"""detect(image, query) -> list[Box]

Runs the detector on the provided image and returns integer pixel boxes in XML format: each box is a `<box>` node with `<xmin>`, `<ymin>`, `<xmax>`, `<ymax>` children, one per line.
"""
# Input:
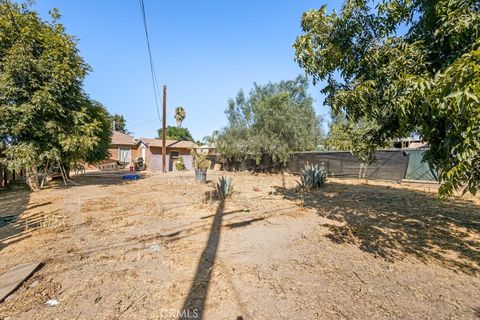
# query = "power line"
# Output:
<box><xmin>126</xmin><ymin>117</ymin><xmax>160</xmax><ymax>129</ymax></box>
<box><xmin>138</xmin><ymin>0</ymin><xmax>162</xmax><ymax>122</ymax></box>
<box><xmin>138</xmin><ymin>0</ymin><xmax>167</xmax><ymax>174</ymax></box>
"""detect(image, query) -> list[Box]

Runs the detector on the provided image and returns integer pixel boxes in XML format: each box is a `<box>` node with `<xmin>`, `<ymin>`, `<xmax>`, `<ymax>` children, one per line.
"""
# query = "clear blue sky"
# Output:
<box><xmin>33</xmin><ymin>0</ymin><xmax>342</xmax><ymax>140</ymax></box>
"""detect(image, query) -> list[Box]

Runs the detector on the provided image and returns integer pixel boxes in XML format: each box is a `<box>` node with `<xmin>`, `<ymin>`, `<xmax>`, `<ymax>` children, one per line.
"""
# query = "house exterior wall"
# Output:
<box><xmin>168</xmin><ymin>148</ymin><xmax>191</xmax><ymax>156</ymax></box>
<box><xmin>105</xmin><ymin>141</ymin><xmax>194</xmax><ymax>172</ymax></box>
<box><xmin>146</xmin><ymin>146</ymin><xmax>193</xmax><ymax>171</ymax></box>
<box><xmin>108</xmin><ymin>146</ymin><xmax>119</xmax><ymax>160</ymax></box>
<box><xmin>175</xmin><ymin>155</ymin><xmax>193</xmax><ymax>171</ymax></box>
<box><xmin>108</xmin><ymin>144</ymin><xmax>142</xmax><ymax>167</ymax></box>
<box><xmin>147</xmin><ymin>146</ymin><xmax>163</xmax><ymax>171</ymax></box>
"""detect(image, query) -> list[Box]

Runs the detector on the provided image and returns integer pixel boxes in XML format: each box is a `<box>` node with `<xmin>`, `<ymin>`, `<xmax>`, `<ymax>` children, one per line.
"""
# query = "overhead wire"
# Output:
<box><xmin>138</xmin><ymin>0</ymin><xmax>162</xmax><ymax>122</ymax></box>
<box><xmin>126</xmin><ymin>117</ymin><xmax>160</xmax><ymax>129</ymax></box>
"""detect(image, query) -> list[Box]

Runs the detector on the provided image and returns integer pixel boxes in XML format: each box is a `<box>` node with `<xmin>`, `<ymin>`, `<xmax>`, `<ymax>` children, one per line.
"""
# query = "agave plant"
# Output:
<box><xmin>216</xmin><ymin>176</ymin><xmax>233</xmax><ymax>199</ymax></box>
<box><xmin>297</xmin><ymin>164</ymin><xmax>327</xmax><ymax>190</ymax></box>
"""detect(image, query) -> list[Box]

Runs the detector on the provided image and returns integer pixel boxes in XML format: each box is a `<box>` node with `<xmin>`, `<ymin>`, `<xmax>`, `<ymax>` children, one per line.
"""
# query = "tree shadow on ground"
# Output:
<box><xmin>180</xmin><ymin>198</ymin><xmax>225</xmax><ymax>320</ymax></box>
<box><xmin>0</xmin><ymin>182</ymin><xmax>31</xmax><ymax>252</ymax></box>
<box><xmin>0</xmin><ymin>172</ymin><xmax>134</xmax><ymax>253</ymax></box>
<box><xmin>280</xmin><ymin>181</ymin><xmax>480</xmax><ymax>274</ymax></box>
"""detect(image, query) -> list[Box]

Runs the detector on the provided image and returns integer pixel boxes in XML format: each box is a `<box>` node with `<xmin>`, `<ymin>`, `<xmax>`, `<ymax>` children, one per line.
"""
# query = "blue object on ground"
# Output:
<box><xmin>122</xmin><ymin>173</ymin><xmax>140</xmax><ymax>181</ymax></box>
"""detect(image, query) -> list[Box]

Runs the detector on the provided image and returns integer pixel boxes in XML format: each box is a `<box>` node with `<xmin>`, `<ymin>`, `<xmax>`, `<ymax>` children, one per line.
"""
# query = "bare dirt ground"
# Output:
<box><xmin>0</xmin><ymin>171</ymin><xmax>479</xmax><ymax>319</ymax></box>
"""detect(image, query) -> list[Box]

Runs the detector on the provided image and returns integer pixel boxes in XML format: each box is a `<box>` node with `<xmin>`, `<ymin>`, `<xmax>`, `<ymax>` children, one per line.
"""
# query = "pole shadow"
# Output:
<box><xmin>180</xmin><ymin>198</ymin><xmax>225</xmax><ymax>319</ymax></box>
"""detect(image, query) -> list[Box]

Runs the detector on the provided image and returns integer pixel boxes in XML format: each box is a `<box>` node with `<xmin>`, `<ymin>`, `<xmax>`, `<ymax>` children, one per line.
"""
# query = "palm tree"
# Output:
<box><xmin>174</xmin><ymin>106</ymin><xmax>186</xmax><ymax>127</ymax></box>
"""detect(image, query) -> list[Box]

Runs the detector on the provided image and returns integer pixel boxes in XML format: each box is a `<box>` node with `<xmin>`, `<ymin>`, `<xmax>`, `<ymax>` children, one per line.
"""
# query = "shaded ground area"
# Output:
<box><xmin>0</xmin><ymin>183</ymin><xmax>32</xmax><ymax>252</ymax></box>
<box><xmin>0</xmin><ymin>171</ymin><xmax>479</xmax><ymax>319</ymax></box>
<box><xmin>282</xmin><ymin>180</ymin><xmax>480</xmax><ymax>274</ymax></box>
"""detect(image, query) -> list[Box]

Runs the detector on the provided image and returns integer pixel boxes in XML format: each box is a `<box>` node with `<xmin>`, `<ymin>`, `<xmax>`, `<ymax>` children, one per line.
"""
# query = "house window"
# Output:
<box><xmin>170</xmin><ymin>151</ymin><xmax>180</xmax><ymax>158</ymax></box>
<box><xmin>119</xmin><ymin>147</ymin><xmax>131</xmax><ymax>164</ymax></box>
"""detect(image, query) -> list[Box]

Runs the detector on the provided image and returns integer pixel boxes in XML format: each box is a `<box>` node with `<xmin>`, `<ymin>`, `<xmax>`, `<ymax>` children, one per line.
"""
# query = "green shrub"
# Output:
<box><xmin>216</xmin><ymin>176</ymin><xmax>233</xmax><ymax>199</ymax></box>
<box><xmin>175</xmin><ymin>156</ymin><xmax>186</xmax><ymax>171</ymax></box>
<box><xmin>297</xmin><ymin>164</ymin><xmax>327</xmax><ymax>190</ymax></box>
<box><xmin>190</xmin><ymin>149</ymin><xmax>209</xmax><ymax>171</ymax></box>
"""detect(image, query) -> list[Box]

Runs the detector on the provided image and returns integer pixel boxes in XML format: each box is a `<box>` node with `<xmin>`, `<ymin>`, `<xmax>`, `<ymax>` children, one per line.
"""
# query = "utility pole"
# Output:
<box><xmin>162</xmin><ymin>85</ymin><xmax>167</xmax><ymax>173</ymax></box>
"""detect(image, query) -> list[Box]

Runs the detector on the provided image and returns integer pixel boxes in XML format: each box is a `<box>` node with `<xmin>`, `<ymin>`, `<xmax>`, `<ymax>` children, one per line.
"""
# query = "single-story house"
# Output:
<box><xmin>108</xmin><ymin>131</ymin><xmax>143</xmax><ymax>167</ymax></box>
<box><xmin>393</xmin><ymin>137</ymin><xmax>428</xmax><ymax>149</ymax></box>
<box><xmin>138</xmin><ymin>138</ymin><xmax>199</xmax><ymax>171</ymax></box>
<box><xmin>106</xmin><ymin>131</ymin><xmax>199</xmax><ymax>171</ymax></box>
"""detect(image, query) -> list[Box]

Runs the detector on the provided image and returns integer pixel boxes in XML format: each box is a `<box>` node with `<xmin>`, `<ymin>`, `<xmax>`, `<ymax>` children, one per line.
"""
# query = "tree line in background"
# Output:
<box><xmin>2</xmin><ymin>0</ymin><xmax>477</xmax><ymax>196</ymax></box>
<box><xmin>0</xmin><ymin>1</ymin><xmax>111</xmax><ymax>189</ymax></box>
<box><xmin>210</xmin><ymin>76</ymin><xmax>323</xmax><ymax>169</ymax></box>
<box><xmin>294</xmin><ymin>0</ymin><xmax>479</xmax><ymax>195</ymax></box>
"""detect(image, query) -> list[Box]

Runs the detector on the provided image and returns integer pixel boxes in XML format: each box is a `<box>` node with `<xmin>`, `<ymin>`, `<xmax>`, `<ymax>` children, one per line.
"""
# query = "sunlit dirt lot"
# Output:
<box><xmin>0</xmin><ymin>171</ymin><xmax>479</xmax><ymax>319</ymax></box>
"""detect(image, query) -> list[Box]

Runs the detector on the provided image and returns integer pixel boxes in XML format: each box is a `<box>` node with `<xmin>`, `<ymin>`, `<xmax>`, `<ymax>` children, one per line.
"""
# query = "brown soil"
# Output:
<box><xmin>0</xmin><ymin>171</ymin><xmax>479</xmax><ymax>319</ymax></box>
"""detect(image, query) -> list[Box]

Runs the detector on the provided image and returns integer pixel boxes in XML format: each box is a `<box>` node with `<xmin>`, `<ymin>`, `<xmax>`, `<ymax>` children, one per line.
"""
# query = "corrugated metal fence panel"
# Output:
<box><xmin>289</xmin><ymin>150</ymin><xmax>409</xmax><ymax>181</ymax></box>
<box><xmin>404</xmin><ymin>150</ymin><xmax>438</xmax><ymax>181</ymax></box>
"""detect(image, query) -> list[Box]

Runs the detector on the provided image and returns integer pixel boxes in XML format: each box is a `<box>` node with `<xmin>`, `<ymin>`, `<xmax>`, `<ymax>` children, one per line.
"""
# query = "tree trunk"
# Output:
<box><xmin>26</xmin><ymin>166</ymin><xmax>39</xmax><ymax>191</ymax></box>
<box><xmin>61</xmin><ymin>162</ymin><xmax>71</xmax><ymax>180</ymax></box>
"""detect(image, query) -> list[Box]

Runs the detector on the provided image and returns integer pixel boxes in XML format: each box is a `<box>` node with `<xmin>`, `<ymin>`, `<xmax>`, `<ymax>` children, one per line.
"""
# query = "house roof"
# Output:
<box><xmin>168</xmin><ymin>140</ymin><xmax>200</xmax><ymax>149</ymax></box>
<box><xmin>140</xmin><ymin>138</ymin><xmax>199</xmax><ymax>149</ymax></box>
<box><xmin>111</xmin><ymin>131</ymin><xmax>138</xmax><ymax>146</ymax></box>
<box><xmin>140</xmin><ymin>138</ymin><xmax>176</xmax><ymax>147</ymax></box>
<box><xmin>408</xmin><ymin>141</ymin><xmax>428</xmax><ymax>149</ymax></box>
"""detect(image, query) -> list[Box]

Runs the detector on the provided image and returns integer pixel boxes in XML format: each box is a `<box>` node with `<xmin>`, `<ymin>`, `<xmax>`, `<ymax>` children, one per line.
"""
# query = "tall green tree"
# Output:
<box><xmin>174</xmin><ymin>106</ymin><xmax>186</xmax><ymax>127</ymax></box>
<box><xmin>324</xmin><ymin>112</ymin><xmax>357</xmax><ymax>151</ymax></box>
<box><xmin>157</xmin><ymin>126</ymin><xmax>194</xmax><ymax>141</ymax></box>
<box><xmin>294</xmin><ymin>0</ymin><xmax>480</xmax><ymax>195</ymax></box>
<box><xmin>0</xmin><ymin>1</ymin><xmax>111</xmax><ymax>189</ymax></box>
<box><xmin>109</xmin><ymin>114</ymin><xmax>131</xmax><ymax>134</ymax></box>
<box><xmin>203</xmin><ymin>130</ymin><xmax>220</xmax><ymax>146</ymax></box>
<box><xmin>216</xmin><ymin>76</ymin><xmax>322</xmax><ymax>166</ymax></box>
<box><xmin>324</xmin><ymin>111</ymin><xmax>391</xmax><ymax>152</ymax></box>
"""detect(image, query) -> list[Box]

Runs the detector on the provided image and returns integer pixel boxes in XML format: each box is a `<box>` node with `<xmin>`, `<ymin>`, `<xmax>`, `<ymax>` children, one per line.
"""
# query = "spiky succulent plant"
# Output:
<box><xmin>216</xmin><ymin>176</ymin><xmax>233</xmax><ymax>198</ymax></box>
<box><xmin>297</xmin><ymin>164</ymin><xmax>327</xmax><ymax>190</ymax></box>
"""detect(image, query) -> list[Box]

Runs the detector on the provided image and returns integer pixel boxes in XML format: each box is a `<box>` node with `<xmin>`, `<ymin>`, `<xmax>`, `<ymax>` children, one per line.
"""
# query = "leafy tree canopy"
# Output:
<box><xmin>294</xmin><ymin>0</ymin><xmax>480</xmax><ymax>195</ymax></box>
<box><xmin>110</xmin><ymin>114</ymin><xmax>131</xmax><ymax>134</ymax></box>
<box><xmin>0</xmin><ymin>1</ymin><xmax>111</xmax><ymax>188</ymax></box>
<box><xmin>215</xmin><ymin>76</ymin><xmax>322</xmax><ymax>166</ymax></box>
<box><xmin>157</xmin><ymin>126</ymin><xmax>194</xmax><ymax>141</ymax></box>
<box><xmin>324</xmin><ymin>111</ymin><xmax>392</xmax><ymax>153</ymax></box>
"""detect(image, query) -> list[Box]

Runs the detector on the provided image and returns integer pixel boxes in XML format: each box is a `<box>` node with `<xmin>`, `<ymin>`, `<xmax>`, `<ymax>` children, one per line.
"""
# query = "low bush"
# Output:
<box><xmin>176</xmin><ymin>156</ymin><xmax>186</xmax><ymax>171</ymax></box>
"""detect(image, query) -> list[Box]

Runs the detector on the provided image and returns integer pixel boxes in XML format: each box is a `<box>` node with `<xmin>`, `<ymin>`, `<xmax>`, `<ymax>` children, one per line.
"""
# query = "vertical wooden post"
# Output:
<box><xmin>1</xmin><ymin>168</ymin><xmax>5</xmax><ymax>187</ymax></box>
<box><xmin>162</xmin><ymin>84</ymin><xmax>167</xmax><ymax>173</ymax></box>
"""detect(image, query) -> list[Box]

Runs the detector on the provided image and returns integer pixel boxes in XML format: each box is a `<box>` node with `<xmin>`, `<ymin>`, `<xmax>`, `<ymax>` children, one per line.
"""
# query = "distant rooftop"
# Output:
<box><xmin>111</xmin><ymin>131</ymin><xmax>137</xmax><ymax>146</ymax></box>
<box><xmin>139</xmin><ymin>137</ymin><xmax>199</xmax><ymax>149</ymax></box>
<box><xmin>111</xmin><ymin>131</ymin><xmax>199</xmax><ymax>149</ymax></box>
